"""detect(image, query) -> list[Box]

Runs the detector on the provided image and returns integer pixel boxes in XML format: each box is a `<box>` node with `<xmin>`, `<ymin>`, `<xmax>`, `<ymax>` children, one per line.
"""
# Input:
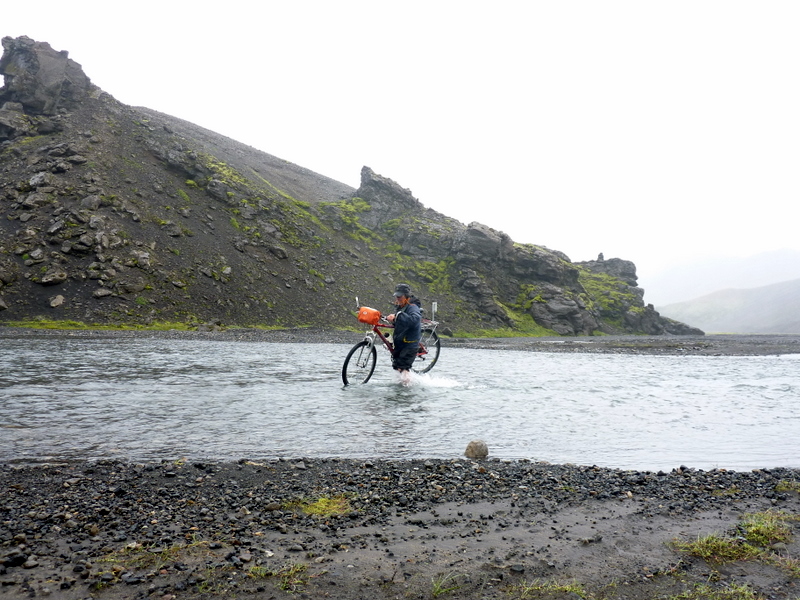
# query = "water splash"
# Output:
<box><xmin>393</xmin><ymin>371</ymin><xmax>462</xmax><ymax>388</ymax></box>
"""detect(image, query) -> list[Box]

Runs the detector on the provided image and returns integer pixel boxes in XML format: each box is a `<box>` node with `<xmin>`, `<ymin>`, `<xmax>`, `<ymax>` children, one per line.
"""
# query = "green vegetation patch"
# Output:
<box><xmin>320</xmin><ymin>197</ymin><xmax>379</xmax><ymax>243</ymax></box>
<box><xmin>431</xmin><ymin>571</ymin><xmax>462</xmax><ymax>597</ymax></box>
<box><xmin>776</xmin><ymin>480</ymin><xmax>800</xmax><ymax>494</ymax></box>
<box><xmin>276</xmin><ymin>563</ymin><xmax>309</xmax><ymax>592</ymax></box>
<box><xmin>505</xmin><ymin>578</ymin><xmax>587</xmax><ymax>599</ymax></box>
<box><xmin>2</xmin><ymin>319</ymin><xmax>195</xmax><ymax>331</ymax></box>
<box><xmin>576</xmin><ymin>266</ymin><xmax>642</xmax><ymax>328</ymax></box>
<box><xmin>457</xmin><ymin>302</ymin><xmax>558</xmax><ymax>338</ymax></box>
<box><xmin>409</xmin><ymin>258</ymin><xmax>454</xmax><ymax>294</ymax></box>
<box><xmin>98</xmin><ymin>539</ymin><xmax>212</xmax><ymax>572</ymax></box>
<box><xmin>283</xmin><ymin>495</ymin><xmax>353</xmax><ymax>518</ymax></box>
<box><xmin>202</xmin><ymin>154</ymin><xmax>248</xmax><ymax>187</ymax></box>
<box><xmin>666</xmin><ymin>583</ymin><xmax>766</xmax><ymax>600</ymax></box>
<box><xmin>674</xmin><ymin>510</ymin><xmax>799</xmax><ymax>571</ymax></box>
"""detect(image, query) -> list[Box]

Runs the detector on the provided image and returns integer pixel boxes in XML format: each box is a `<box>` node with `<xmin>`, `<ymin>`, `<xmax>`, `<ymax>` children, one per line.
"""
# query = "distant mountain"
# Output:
<box><xmin>640</xmin><ymin>249</ymin><xmax>800</xmax><ymax>306</ymax></box>
<box><xmin>657</xmin><ymin>278</ymin><xmax>800</xmax><ymax>334</ymax></box>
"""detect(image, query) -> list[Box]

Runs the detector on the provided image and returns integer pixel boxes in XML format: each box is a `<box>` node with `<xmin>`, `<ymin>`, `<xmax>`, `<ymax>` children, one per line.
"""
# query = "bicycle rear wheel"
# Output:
<box><xmin>342</xmin><ymin>340</ymin><xmax>378</xmax><ymax>385</ymax></box>
<box><xmin>413</xmin><ymin>330</ymin><xmax>440</xmax><ymax>374</ymax></box>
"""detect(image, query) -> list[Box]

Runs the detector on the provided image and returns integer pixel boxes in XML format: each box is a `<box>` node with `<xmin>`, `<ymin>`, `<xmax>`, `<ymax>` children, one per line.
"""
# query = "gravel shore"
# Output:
<box><xmin>2</xmin><ymin>459</ymin><xmax>799</xmax><ymax>599</ymax></box>
<box><xmin>2</xmin><ymin>328</ymin><xmax>799</xmax><ymax>599</ymax></box>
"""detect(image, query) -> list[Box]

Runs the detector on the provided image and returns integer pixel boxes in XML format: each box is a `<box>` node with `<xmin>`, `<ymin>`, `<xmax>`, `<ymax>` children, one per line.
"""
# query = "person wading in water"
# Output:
<box><xmin>385</xmin><ymin>283</ymin><xmax>421</xmax><ymax>385</ymax></box>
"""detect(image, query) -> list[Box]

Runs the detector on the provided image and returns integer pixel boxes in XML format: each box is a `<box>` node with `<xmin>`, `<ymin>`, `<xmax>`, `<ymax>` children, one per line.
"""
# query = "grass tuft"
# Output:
<box><xmin>431</xmin><ymin>571</ymin><xmax>461</xmax><ymax>597</ymax></box>
<box><xmin>775</xmin><ymin>480</ymin><xmax>800</xmax><ymax>494</ymax></box>
<box><xmin>674</xmin><ymin>533</ymin><xmax>761</xmax><ymax>564</ymax></box>
<box><xmin>283</xmin><ymin>495</ymin><xmax>353</xmax><ymax>518</ymax></box>
<box><xmin>505</xmin><ymin>578</ymin><xmax>587</xmax><ymax>599</ymax></box>
<box><xmin>666</xmin><ymin>582</ymin><xmax>765</xmax><ymax>600</ymax></box>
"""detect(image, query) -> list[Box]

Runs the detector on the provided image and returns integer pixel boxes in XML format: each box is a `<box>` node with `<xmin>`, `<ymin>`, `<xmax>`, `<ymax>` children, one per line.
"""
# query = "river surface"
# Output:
<box><xmin>1</xmin><ymin>335</ymin><xmax>798</xmax><ymax>472</ymax></box>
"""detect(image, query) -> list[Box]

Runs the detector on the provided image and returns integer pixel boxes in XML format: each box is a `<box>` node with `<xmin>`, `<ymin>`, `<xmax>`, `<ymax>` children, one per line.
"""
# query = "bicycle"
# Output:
<box><xmin>341</xmin><ymin>299</ymin><xmax>441</xmax><ymax>385</ymax></box>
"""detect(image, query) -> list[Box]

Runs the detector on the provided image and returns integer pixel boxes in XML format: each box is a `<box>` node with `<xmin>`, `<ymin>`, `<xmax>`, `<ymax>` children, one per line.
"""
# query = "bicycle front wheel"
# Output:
<box><xmin>413</xmin><ymin>330</ymin><xmax>440</xmax><ymax>374</ymax></box>
<box><xmin>342</xmin><ymin>340</ymin><xmax>378</xmax><ymax>385</ymax></box>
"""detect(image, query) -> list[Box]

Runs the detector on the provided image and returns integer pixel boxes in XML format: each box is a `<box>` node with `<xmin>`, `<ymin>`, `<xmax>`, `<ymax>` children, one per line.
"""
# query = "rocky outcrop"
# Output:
<box><xmin>350</xmin><ymin>167</ymin><xmax>699</xmax><ymax>335</ymax></box>
<box><xmin>0</xmin><ymin>36</ymin><xmax>701</xmax><ymax>336</ymax></box>
<box><xmin>578</xmin><ymin>255</ymin><xmax>638</xmax><ymax>287</ymax></box>
<box><xmin>0</xmin><ymin>36</ymin><xmax>94</xmax><ymax>144</ymax></box>
<box><xmin>0</xmin><ymin>36</ymin><xmax>93</xmax><ymax>116</ymax></box>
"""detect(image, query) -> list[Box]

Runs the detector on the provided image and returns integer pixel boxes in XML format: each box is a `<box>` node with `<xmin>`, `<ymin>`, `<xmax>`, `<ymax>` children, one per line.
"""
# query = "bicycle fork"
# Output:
<box><xmin>358</xmin><ymin>332</ymin><xmax>377</xmax><ymax>367</ymax></box>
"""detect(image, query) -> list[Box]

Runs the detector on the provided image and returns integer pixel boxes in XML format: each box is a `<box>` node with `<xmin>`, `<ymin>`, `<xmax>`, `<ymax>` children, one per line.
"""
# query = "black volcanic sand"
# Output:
<box><xmin>2</xmin><ymin>330</ymin><xmax>800</xmax><ymax>599</ymax></box>
<box><xmin>2</xmin><ymin>460</ymin><xmax>800</xmax><ymax>600</ymax></box>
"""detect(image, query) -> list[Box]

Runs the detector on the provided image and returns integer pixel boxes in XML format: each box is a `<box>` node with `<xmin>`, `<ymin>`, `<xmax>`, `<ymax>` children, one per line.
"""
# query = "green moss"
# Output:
<box><xmin>2</xmin><ymin>319</ymin><xmax>195</xmax><ymax>331</ymax></box>
<box><xmin>380</xmin><ymin>218</ymin><xmax>402</xmax><ymax>236</ymax></box>
<box><xmin>13</xmin><ymin>135</ymin><xmax>46</xmax><ymax>146</ymax></box>
<box><xmin>654</xmin><ymin>583</ymin><xmax>763</xmax><ymax>600</ymax></box>
<box><xmin>283</xmin><ymin>495</ymin><xmax>353</xmax><ymax>517</ymax></box>
<box><xmin>319</xmin><ymin>197</ymin><xmax>377</xmax><ymax>243</ymax></box>
<box><xmin>201</xmin><ymin>154</ymin><xmax>248</xmax><ymax>187</ymax></box>
<box><xmin>250</xmin><ymin>171</ymin><xmax>298</xmax><ymax>202</ymax></box>
<box><xmin>576</xmin><ymin>266</ymin><xmax>640</xmax><ymax>315</ymax></box>
<box><xmin>409</xmin><ymin>259</ymin><xmax>455</xmax><ymax>294</ymax></box>
<box><xmin>775</xmin><ymin>480</ymin><xmax>800</xmax><ymax>494</ymax></box>
<box><xmin>674</xmin><ymin>510</ymin><xmax>800</xmax><ymax>571</ymax></box>
<box><xmin>506</xmin><ymin>579</ymin><xmax>587</xmax><ymax>599</ymax></box>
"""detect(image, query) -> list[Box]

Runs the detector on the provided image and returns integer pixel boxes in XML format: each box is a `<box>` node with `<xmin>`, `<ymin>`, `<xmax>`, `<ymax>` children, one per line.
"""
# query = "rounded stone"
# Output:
<box><xmin>464</xmin><ymin>440</ymin><xmax>489</xmax><ymax>459</ymax></box>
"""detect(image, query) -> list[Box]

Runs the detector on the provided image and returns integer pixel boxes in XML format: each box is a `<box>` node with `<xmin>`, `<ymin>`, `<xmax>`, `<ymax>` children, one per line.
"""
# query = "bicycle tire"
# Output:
<box><xmin>342</xmin><ymin>340</ymin><xmax>378</xmax><ymax>385</ymax></box>
<box><xmin>413</xmin><ymin>330</ymin><xmax>440</xmax><ymax>374</ymax></box>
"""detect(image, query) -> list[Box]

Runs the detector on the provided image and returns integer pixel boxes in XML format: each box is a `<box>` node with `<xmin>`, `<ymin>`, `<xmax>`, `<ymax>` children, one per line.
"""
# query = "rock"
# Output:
<box><xmin>0</xmin><ymin>103</ymin><xmax>35</xmax><ymax>139</ymax></box>
<box><xmin>352</xmin><ymin>166</ymin><xmax>423</xmax><ymax>230</ymax></box>
<box><xmin>80</xmin><ymin>195</ymin><xmax>102</xmax><ymax>210</ymax></box>
<box><xmin>39</xmin><ymin>268</ymin><xmax>68</xmax><ymax>286</ymax></box>
<box><xmin>117</xmin><ymin>279</ymin><xmax>146</xmax><ymax>294</ymax></box>
<box><xmin>578</xmin><ymin>256</ymin><xmax>639</xmax><ymax>287</ymax></box>
<box><xmin>29</xmin><ymin>171</ymin><xmax>55</xmax><ymax>188</ymax></box>
<box><xmin>464</xmin><ymin>440</ymin><xmax>489</xmax><ymax>459</ymax></box>
<box><xmin>0</xmin><ymin>36</ymin><xmax>93</xmax><ymax>116</ymax></box>
<box><xmin>49</xmin><ymin>294</ymin><xmax>65</xmax><ymax>307</ymax></box>
<box><xmin>206</xmin><ymin>179</ymin><xmax>230</xmax><ymax>201</ymax></box>
<box><xmin>454</xmin><ymin>222</ymin><xmax>514</xmax><ymax>262</ymax></box>
<box><xmin>269</xmin><ymin>246</ymin><xmax>288</xmax><ymax>259</ymax></box>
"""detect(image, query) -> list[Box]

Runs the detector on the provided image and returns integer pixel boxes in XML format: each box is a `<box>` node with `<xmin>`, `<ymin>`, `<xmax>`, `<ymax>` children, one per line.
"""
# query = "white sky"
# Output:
<box><xmin>4</xmin><ymin>1</ymin><xmax>800</xmax><ymax>283</ymax></box>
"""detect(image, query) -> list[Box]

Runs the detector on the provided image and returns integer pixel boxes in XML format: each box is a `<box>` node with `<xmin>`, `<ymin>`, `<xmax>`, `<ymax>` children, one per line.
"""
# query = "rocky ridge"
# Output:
<box><xmin>0</xmin><ymin>36</ymin><xmax>701</xmax><ymax>336</ymax></box>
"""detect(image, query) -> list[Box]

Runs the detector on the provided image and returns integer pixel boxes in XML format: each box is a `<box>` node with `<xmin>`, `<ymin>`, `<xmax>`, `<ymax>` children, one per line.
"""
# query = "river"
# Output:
<box><xmin>1</xmin><ymin>334</ymin><xmax>798</xmax><ymax>471</ymax></box>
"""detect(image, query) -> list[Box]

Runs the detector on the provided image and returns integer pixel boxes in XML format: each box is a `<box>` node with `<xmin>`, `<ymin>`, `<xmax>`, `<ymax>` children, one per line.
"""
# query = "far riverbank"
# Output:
<box><xmin>2</xmin><ymin>326</ymin><xmax>799</xmax><ymax>356</ymax></box>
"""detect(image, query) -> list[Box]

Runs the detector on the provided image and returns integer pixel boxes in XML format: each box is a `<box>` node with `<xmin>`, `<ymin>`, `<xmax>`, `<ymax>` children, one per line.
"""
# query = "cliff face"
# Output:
<box><xmin>0</xmin><ymin>36</ymin><xmax>701</xmax><ymax>336</ymax></box>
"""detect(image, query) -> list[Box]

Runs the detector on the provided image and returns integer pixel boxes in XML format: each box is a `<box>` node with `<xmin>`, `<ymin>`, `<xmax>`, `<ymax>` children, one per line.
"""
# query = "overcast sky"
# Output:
<box><xmin>5</xmin><ymin>1</ymin><xmax>800</xmax><ymax>287</ymax></box>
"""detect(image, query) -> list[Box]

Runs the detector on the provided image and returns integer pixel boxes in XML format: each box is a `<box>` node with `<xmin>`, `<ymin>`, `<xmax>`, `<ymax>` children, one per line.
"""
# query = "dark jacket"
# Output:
<box><xmin>393</xmin><ymin>302</ymin><xmax>421</xmax><ymax>344</ymax></box>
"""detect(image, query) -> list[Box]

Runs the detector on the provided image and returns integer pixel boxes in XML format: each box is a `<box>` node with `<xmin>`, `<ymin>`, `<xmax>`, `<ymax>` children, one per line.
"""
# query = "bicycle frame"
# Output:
<box><xmin>361</xmin><ymin>318</ymin><xmax>437</xmax><ymax>358</ymax></box>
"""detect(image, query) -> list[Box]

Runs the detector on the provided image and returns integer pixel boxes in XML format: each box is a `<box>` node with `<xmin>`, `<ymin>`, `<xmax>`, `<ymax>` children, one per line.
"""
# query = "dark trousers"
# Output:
<box><xmin>392</xmin><ymin>342</ymin><xmax>419</xmax><ymax>370</ymax></box>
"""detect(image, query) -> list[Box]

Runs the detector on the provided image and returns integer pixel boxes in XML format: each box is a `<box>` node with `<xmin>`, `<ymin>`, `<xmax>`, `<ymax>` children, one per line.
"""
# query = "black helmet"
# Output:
<box><xmin>393</xmin><ymin>283</ymin><xmax>412</xmax><ymax>297</ymax></box>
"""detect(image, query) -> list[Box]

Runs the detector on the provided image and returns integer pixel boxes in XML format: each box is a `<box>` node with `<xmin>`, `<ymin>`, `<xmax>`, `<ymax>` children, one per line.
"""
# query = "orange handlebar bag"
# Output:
<box><xmin>357</xmin><ymin>306</ymin><xmax>381</xmax><ymax>325</ymax></box>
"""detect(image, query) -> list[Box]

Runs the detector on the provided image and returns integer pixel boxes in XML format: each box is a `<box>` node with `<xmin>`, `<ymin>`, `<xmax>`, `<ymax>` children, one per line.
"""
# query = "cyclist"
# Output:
<box><xmin>385</xmin><ymin>283</ymin><xmax>421</xmax><ymax>381</ymax></box>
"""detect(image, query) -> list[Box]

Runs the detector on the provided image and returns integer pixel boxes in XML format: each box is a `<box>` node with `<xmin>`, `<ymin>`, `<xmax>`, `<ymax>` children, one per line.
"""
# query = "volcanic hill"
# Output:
<box><xmin>0</xmin><ymin>36</ymin><xmax>701</xmax><ymax>336</ymax></box>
